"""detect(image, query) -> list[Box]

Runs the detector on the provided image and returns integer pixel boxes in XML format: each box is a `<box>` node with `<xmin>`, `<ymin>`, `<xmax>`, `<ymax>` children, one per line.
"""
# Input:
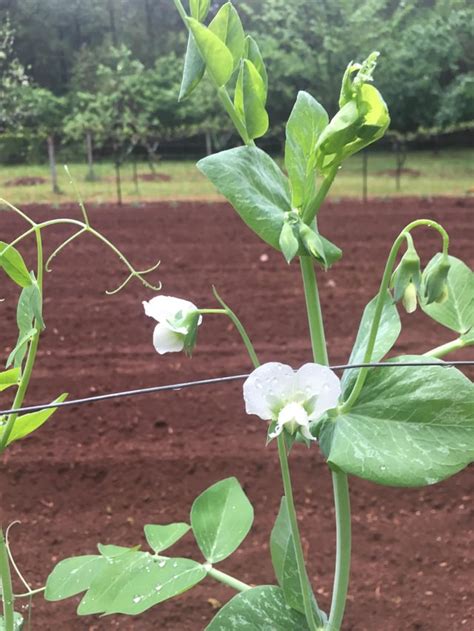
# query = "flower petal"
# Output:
<box><xmin>243</xmin><ymin>362</ymin><xmax>295</xmax><ymax>420</ymax></box>
<box><xmin>143</xmin><ymin>295</ymin><xmax>198</xmax><ymax>324</ymax></box>
<box><xmin>295</xmin><ymin>363</ymin><xmax>341</xmax><ymax>419</ymax></box>
<box><xmin>152</xmin><ymin>323</ymin><xmax>185</xmax><ymax>354</ymax></box>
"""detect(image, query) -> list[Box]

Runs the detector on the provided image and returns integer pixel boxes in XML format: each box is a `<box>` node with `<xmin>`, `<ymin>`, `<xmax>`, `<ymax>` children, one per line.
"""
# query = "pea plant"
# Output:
<box><xmin>2</xmin><ymin>1</ymin><xmax>474</xmax><ymax>630</ymax></box>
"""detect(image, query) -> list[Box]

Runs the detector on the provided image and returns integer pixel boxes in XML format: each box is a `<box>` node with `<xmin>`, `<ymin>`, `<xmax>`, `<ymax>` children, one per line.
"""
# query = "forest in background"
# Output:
<box><xmin>0</xmin><ymin>0</ymin><xmax>473</xmax><ymax>171</ymax></box>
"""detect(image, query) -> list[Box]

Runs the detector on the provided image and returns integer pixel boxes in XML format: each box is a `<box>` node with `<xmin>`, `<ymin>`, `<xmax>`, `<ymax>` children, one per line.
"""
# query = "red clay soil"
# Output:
<box><xmin>1</xmin><ymin>197</ymin><xmax>473</xmax><ymax>631</ymax></box>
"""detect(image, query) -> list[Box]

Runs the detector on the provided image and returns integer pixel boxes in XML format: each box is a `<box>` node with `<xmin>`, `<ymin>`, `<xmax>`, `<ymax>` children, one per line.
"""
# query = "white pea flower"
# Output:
<box><xmin>243</xmin><ymin>362</ymin><xmax>341</xmax><ymax>440</ymax></box>
<box><xmin>143</xmin><ymin>295</ymin><xmax>202</xmax><ymax>355</ymax></box>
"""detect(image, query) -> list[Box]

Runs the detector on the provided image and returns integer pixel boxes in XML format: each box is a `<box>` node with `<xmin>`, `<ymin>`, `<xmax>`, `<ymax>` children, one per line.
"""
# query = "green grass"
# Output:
<box><xmin>0</xmin><ymin>149</ymin><xmax>472</xmax><ymax>206</ymax></box>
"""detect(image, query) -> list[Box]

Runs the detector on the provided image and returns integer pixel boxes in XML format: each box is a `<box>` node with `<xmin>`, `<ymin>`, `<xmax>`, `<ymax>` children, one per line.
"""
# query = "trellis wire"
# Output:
<box><xmin>0</xmin><ymin>360</ymin><xmax>472</xmax><ymax>417</ymax></box>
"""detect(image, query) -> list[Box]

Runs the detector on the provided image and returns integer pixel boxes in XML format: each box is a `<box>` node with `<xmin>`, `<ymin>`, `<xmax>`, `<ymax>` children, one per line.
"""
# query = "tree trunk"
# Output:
<box><xmin>107</xmin><ymin>0</ymin><xmax>118</xmax><ymax>46</ymax></box>
<box><xmin>362</xmin><ymin>151</ymin><xmax>368</xmax><ymax>203</ymax></box>
<box><xmin>114</xmin><ymin>160</ymin><xmax>122</xmax><ymax>206</ymax></box>
<box><xmin>132</xmin><ymin>154</ymin><xmax>139</xmax><ymax>194</ymax></box>
<box><xmin>47</xmin><ymin>135</ymin><xmax>60</xmax><ymax>194</ymax></box>
<box><xmin>205</xmin><ymin>129</ymin><xmax>213</xmax><ymax>156</ymax></box>
<box><xmin>85</xmin><ymin>132</ymin><xmax>95</xmax><ymax>181</ymax></box>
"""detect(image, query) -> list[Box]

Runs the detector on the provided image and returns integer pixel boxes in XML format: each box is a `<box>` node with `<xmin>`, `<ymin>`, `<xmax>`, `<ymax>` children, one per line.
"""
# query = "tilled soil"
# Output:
<box><xmin>1</xmin><ymin>197</ymin><xmax>473</xmax><ymax>630</ymax></box>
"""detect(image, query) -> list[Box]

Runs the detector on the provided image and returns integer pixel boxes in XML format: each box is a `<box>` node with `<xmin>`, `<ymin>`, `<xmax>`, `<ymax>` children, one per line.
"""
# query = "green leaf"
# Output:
<box><xmin>205</xmin><ymin>585</ymin><xmax>310</xmax><ymax>630</ymax></box>
<box><xmin>319</xmin><ymin>235</ymin><xmax>343</xmax><ymax>269</ymax></box>
<box><xmin>341</xmin><ymin>291</ymin><xmax>401</xmax><ymax>397</ymax></box>
<box><xmin>187</xmin><ymin>18</ymin><xmax>234</xmax><ymax>87</ymax></box>
<box><xmin>234</xmin><ymin>59</ymin><xmax>269</xmax><ymax>140</ymax></box>
<box><xmin>144</xmin><ymin>523</ymin><xmax>191</xmax><ymax>553</ymax></box>
<box><xmin>0</xmin><ymin>612</ymin><xmax>23</xmax><ymax>630</ymax></box>
<box><xmin>189</xmin><ymin>0</ymin><xmax>210</xmax><ymax>21</ymax></box>
<box><xmin>77</xmin><ymin>550</ymin><xmax>205</xmax><ymax>615</ymax></box>
<box><xmin>6</xmin><ymin>327</ymin><xmax>36</xmax><ymax>369</ymax></box>
<box><xmin>1</xmin><ymin>393</ymin><xmax>67</xmax><ymax>446</ymax></box>
<box><xmin>190</xmin><ymin>477</ymin><xmax>254</xmax><ymax>563</ymax></box>
<box><xmin>421</xmin><ymin>254</ymin><xmax>474</xmax><ymax>335</ymax></box>
<box><xmin>0</xmin><ymin>241</ymin><xmax>31</xmax><ymax>288</ymax></box>
<box><xmin>0</xmin><ymin>368</ymin><xmax>20</xmax><ymax>392</ymax></box>
<box><xmin>285</xmin><ymin>91</ymin><xmax>329</xmax><ymax>208</ymax></box>
<box><xmin>179</xmin><ymin>32</ymin><xmax>205</xmax><ymax>101</ymax></box>
<box><xmin>45</xmin><ymin>555</ymin><xmax>107</xmax><ymax>601</ymax></box>
<box><xmin>208</xmin><ymin>2</ymin><xmax>245</xmax><ymax>69</ymax></box>
<box><xmin>320</xmin><ymin>356</ymin><xmax>474</xmax><ymax>487</ymax></box>
<box><xmin>244</xmin><ymin>35</ymin><xmax>267</xmax><ymax>92</ymax></box>
<box><xmin>271</xmin><ymin>497</ymin><xmax>312</xmax><ymax>614</ymax></box>
<box><xmin>197</xmin><ymin>146</ymin><xmax>291</xmax><ymax>250</ymax></box>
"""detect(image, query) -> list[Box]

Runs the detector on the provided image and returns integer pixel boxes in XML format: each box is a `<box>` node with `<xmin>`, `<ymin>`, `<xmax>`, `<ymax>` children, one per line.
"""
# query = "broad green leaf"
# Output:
<box><xmin>0</xmin><ymin>368</ymin><xmax>20</xmax><ymax>392</ymax></box>
<box><xmin>77</xmin><ymin>551</ymin><xmax>205</xmax><ymax>615</ymax></box>
<box><xmin>285</xmin><ymin>91</ymin><xmax>329</xmax><ymax>208</ymax></box>
<box><xmin>198</xmin><ymin>146</ymin><xmax>291</xmax><ymax>250</ymax></box>
<box><xmin>2</xmin><ymin>393</ymin><xmax>67</xmax><ymax>446</ymax></box>
<box><xmin>205</xmin><ymin>585</ymin><xmax>310</xmax><ymax>630</ymax></box>
<box><xmin>320</xmin><ymin>356</ymin><xmax>474</xmax><ymax>487</ymax></box>
<box><xmin>0</xmin><ymin>241</ymin><xmax>31</xmax><ymax>288</ymax></box>
<box><xmin>271</xmin><ymin>497</ymin><xmax>313</xmax><ymax>614</ymax></box>
<box><xmin>187</xmin><ymin>18</ymin><xmax>234</xmax><ymax>87</ymax></box>
<box><xmin>244</xmin><ymin>35</ymin><xmax>267</xmax><ymax>92</ymax></box>
<box><xmin>208</xmin><ymin>2</ymin><xmax>245</xmax><ymax>69</ymax></box>
<box><xmin>6</xmin><ymin>327</ymin><xmax>36</xmax><ymax>369</ymax></box>
<box><xmin>45</xmin><ymin>555</ymin><xmax>107</xmax><ymax>601</ymax></box>
<box><xmin>190</xmin><ymin>477</ymin><xmax>254</xmax><ymax>563</ymax></box>
<box><xmin>179</xmin><ymin>32</ymin><xmax>205</xmax><ymax>101</ymax></box>
<box><xmin>0</xmin><ymin>612</ymin><xmax>23</xmax><ymax>630</ymax></box>
<box><xmin>421</xmin><ymin>254</ymin><xmax>474</xmax><ymax>335</ymax></box>
<box><xmin>144</xmin><ymin>523</ymin><xmax>191</xmax><ymax>553</ymax></box>
<box><xmin>341</xmin><ymin>291</ymin><xmax>401</xmax><ymax>397</ymax></box>
<box><xmin>234</xmin><ymin>59</ymin><xmax>269</xmax><ymax>140</ymax></box>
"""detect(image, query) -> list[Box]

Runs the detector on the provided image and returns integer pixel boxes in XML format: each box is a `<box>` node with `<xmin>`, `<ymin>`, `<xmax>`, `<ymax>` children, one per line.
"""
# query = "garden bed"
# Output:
<box><xmin>1</xmin><ymin>197</ymin><xmax>472</xmax><ymax>630</ymax></box>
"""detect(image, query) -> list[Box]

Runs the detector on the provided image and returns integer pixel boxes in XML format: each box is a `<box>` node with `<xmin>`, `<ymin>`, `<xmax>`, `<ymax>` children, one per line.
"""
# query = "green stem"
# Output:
<box><xmin>302</xmin><ymin>168</ymin><xmax>338</xmax><ymax>224</ymax></box>
<box><xmin>327</xmin><ymin>471</ymin><xmax>351</xmax><ymax>631</ymax></box>
<box><xmin>0</xmin><ymin>529</ymin><xmax>14</xmax><ymax>631</ymax></box>
<box><xmin>299</xmin><ymin>257</ymin><xmax>329</xmax><ymax>365</ymax></box>
<box><xmin>0</xmin><ymin>229</ymin><xmax>43</xmax><ymax>453</ymax></box>
<box><xmin>277</xmin><ymin>436</ymin><xmax>323</xmax><ymax>630</ymax></box>
<box><xmin>341</xmin><ymin>218</ymin><xmax>450</xmax><ymax>414</ymax></box>
<box><xmin>205</xmin><ymin>566</ymin><xmax>251</xmax><ymax>592</ymax></box>
<box><xmin>424</xmin><ymin>337</ymin><xmax>467</xmax><ymax>358</ymax></box>
<box><xmin>197</xmin><ymin>308</ymin><xmax>227</xmax><ymax>315</ymax></box>
<box><xmin>14</xmin><ymin>587</ymin><xmax>45</xmax><ymax>599</ymax></box>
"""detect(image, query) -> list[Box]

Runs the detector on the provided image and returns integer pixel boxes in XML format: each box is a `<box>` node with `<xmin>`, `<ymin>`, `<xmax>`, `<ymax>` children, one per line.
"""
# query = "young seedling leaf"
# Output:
<box><xmin>45</xmin><ymin>555</ymin><xmax>107</xmax><ymax>601</ymax></box>
<box><xmin>320</xmin><ymin>356</ymin><xmax>474</xmax><ymax>487</ymax></box>
<box><xmin>244</xmin><ymin>35</ymin><xmax>267</xmax><ymax>92</ymax></box>
<box><xmin>187</xmin><ymin>18</ymin><xmax>234</xmax><ymax>87</ymax></box>
<box><xmin>341</xmin><ymin>290</ymin><xmax>401</xmax><ymax>397</ymax></box>
<box><xmin>197</xmin><ymin>146</ymin><xmax>291</xmax><ymax>251</ymax></box>
<box><xmin>285</xmin><ymin>91</ymin><xmax>329</xmax><ymax>208</ymax></box>
<box><xmin>179</xmin><ymin>32</ymin><xmax>205</xmax><ymax>101</ymax></box>
<box><xmin>0</xmin><ymin>367</ymin><xmax>20</xmax><ymax>392</ymax></box>
<box><xmin>0</xmin><ymin>241</ymin><xmax>32</xmax><ymax>288</ymax></box>
<box><xmin>205</xmin><ymin>585</ymin><xmax>311</xmax><ymax>630</ymax></box>
<box><xmin>190</xmin><ymin>477</ymin><xmax>254</xmax><ymax>563</ymax></box>
<box><xmin>421</xmin><ymin>254</ymin><xmax>474</xmax><ymax>335</ymax></box>
<box><xmin>2</xmin><ymin>393</ymin><xmax>67</xmax><ymax>446</ymax></box>
<box><xmin>189</xmin><ymin>0</ymin><xmax>210</xmax><ymax>21</ymax></box>
<box><xmin>144</xmin><ymin>523</ymin><xmax>191</xmax><ymax>553</ymax></box>
<box><xmin>6</xmin><ymin>327</ymin><xmax>36</xmax><ymax>369</ymax></box>
<box><xmin>208</xmin><ymin>2</ymin><xmax>245</xmax><ymax>69</ymax></box>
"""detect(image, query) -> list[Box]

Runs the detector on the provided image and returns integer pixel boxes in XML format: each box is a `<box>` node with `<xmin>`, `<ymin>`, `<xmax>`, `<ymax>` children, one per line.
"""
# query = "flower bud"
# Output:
<box><xmin>391</xmin><ymin>245</ymin><xmax>421</xmax><ymax>303</ymax></box>
<box><xmin>299</xmin><ymin>223</ymin><xmax>326</xmax><ymax>265</ymax></box>
<box><xmin>402</xmin><ymin>281</ymin><xmax>418</xmax><ymax>314</ymax></box>
<box><xmin>279</xmin><ymin>221</ymin><xmax>299</xmax><ymax>264</ymax></box>
<box><xmin>423</xmin><ymin>256</ymin><xmax>450</xmax><ymax>305</ymax></box>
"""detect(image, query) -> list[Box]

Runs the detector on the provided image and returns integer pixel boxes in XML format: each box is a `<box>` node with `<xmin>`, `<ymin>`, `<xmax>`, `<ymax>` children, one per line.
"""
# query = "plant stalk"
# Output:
<box><xmin>424</xmin><ymin>337</ymin><xmax>466</xmax><ymax>358</ymax></box>
<box><xmin>205</xmin><ymin>566</ymin><xmax>251</xmax><ymax>592</ymax></box>
<box><xmin>0</xmin><ymin>529</ymin><xmax>14</xmax><ymax>631</ymax></box>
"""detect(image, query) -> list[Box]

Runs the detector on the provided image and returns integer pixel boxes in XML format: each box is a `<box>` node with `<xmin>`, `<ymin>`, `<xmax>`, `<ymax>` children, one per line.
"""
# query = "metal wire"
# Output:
<box><xmin>0</xmin><ymin>360</ymin><xmax>472</xmax><ymax>417</ymax></box>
